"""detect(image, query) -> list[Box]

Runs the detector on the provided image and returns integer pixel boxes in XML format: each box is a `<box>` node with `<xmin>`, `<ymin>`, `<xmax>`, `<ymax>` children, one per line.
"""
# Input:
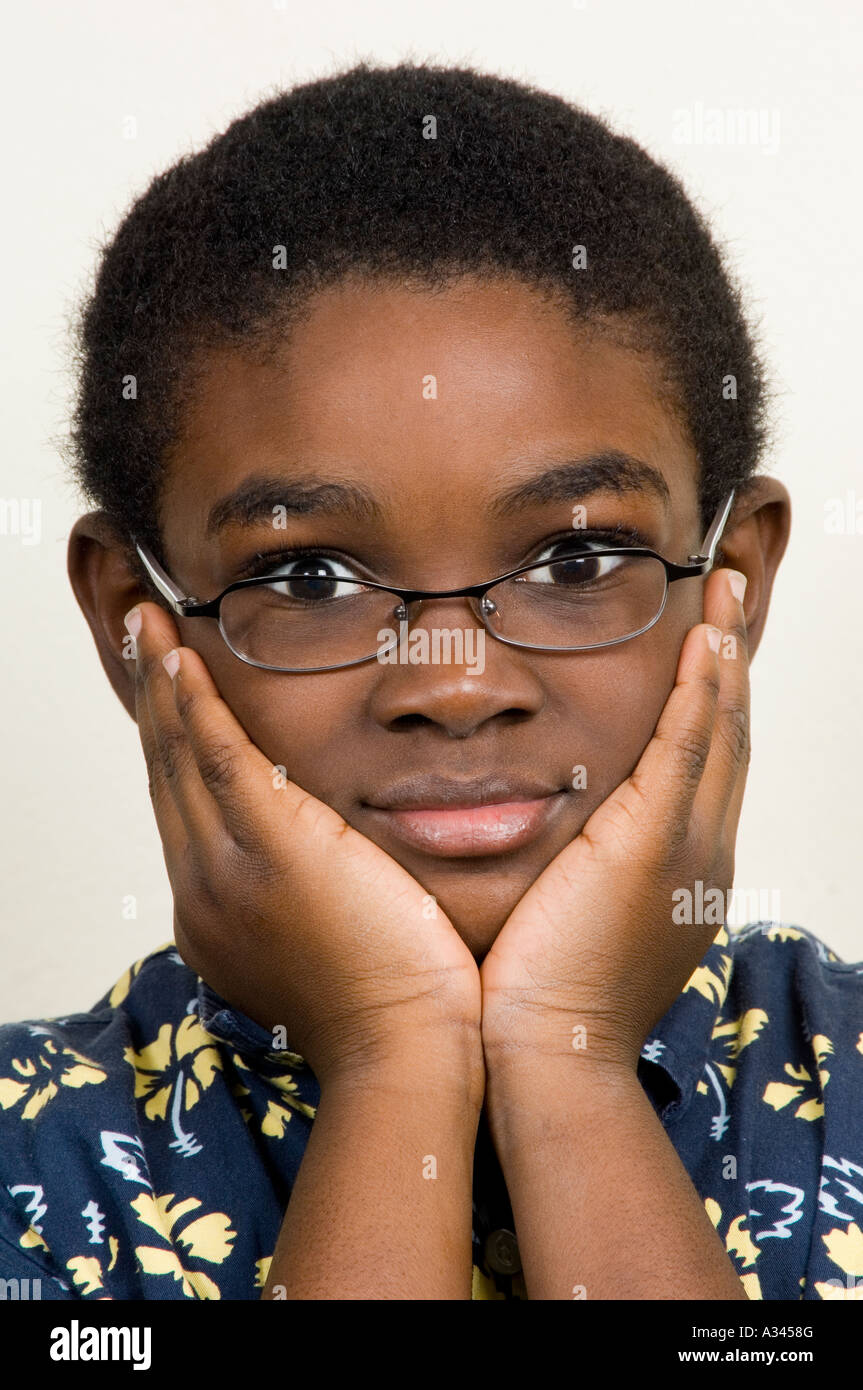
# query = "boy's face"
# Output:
<box><xmin>81</xmin><ymin>275</ymin><xmax>780</xmax><ymax>961</ymax></box>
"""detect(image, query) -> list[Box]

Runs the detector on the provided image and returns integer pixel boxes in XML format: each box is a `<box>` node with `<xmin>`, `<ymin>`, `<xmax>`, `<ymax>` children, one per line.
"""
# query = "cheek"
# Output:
<box><xmin>555</xmin><ymin>606</ymin><xmax>688</xmax><ymax>796</ymax></box>
<box><xmin>228</xmin><ymin>672</ymin><xmax>348</xmax><ymax>785</ymax></box>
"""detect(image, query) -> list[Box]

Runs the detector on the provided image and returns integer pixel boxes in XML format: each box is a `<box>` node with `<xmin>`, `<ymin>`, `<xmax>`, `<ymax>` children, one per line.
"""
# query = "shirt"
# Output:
<box><xmin>1</xmin><ymin>920</ymin><xmax>862</xmax><ymax>1301</ymax></box>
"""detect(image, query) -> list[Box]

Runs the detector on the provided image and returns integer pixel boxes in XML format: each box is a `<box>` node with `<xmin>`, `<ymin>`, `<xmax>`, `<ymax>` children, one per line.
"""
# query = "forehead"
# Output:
<box><xmin>160</xmin><ymin>275</ymin><xmax>698</xmax><ymax>560</ymax></box>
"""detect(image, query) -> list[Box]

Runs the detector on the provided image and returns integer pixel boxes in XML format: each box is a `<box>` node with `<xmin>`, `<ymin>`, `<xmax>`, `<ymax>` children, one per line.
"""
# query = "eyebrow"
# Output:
<box><xmin>489</xmin><ymin>451</ymin><xmax>671</xmax><ymax>517</ymax></box>
<box><xmin>204</xmin><ymin>450</ymin><xmax>670</xmax><ymax>537</ymax></box>
<box><xmin>205</xmin><ymin>475</ymin><xmax>381</xmax><ymax>536</ymax></box>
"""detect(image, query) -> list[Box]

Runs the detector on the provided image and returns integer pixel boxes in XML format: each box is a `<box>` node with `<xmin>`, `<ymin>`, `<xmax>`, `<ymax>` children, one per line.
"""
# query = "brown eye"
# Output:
<box><xmin>261</xmin><ymin>556</ymin><xmax>366</xmax><ymax>604</ymax></box>
<box><xmin>520</xmin><ymin>545</ymin><xmax>627</xmax><ymax>588</ymax></box>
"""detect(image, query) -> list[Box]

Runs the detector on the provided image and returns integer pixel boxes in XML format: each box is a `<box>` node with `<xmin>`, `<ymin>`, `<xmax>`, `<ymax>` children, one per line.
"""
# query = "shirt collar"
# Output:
<box><xmin>195</xmin><ymin>977</ymin><xmax>307</xmax><ymax>1066</ymax></box>
<box><xmin>194</xmin><ymin>924</ymin><xmax>734</xmax><ymax>1110</ymax></box>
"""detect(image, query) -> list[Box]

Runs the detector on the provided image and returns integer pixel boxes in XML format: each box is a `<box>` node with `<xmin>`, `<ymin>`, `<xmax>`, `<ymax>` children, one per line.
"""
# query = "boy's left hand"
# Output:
<box><xmin>480</xmin><ymin>567</ymin><xmax>749</xmax><ymax>1073</ymax></box>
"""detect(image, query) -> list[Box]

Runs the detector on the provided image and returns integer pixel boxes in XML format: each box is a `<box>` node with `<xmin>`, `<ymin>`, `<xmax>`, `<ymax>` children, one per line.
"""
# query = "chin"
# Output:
<box><xmin>457</xmin><ymin>920</ymin><xmax>500</xmax><ymax>965</ymax></box>
<box><xmin>422</xmin><ymin>872</ymin><xmax>532</xmax><ymax>961</ymax></box>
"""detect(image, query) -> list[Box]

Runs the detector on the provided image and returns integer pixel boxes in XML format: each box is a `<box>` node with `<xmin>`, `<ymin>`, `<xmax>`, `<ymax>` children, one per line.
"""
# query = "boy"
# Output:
<box><xmin>2</xmin><ymin>60</ymin><xmax>860</xmax><ymax>1301</ymax></box>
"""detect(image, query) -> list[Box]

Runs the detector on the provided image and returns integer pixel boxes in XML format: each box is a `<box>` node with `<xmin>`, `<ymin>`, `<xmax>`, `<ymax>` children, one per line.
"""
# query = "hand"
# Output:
<box><xmin>479</xmin><ymin>567</ymin><xmax>750</xmax><ymax>1073</ymax></box>
<box><xmin>127</xmin><ymin>600</ymin><xmax>483</xmax><ymax>1090</ymax></box>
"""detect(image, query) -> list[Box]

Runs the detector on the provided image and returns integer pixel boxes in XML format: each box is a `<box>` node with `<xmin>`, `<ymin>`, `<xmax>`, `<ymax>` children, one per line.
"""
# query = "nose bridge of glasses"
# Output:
<box><xmin>395</xmin><ymin>590</ymin><xmax>490</xmax><ymax>632</ymax></box>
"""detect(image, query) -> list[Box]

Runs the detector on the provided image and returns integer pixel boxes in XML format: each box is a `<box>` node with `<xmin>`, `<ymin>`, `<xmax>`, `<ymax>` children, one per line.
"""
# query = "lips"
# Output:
<box><xmin>365</xmin><ymin>774</ymin><xmax>566</xmax><ymax>811</ymax></box>
<box><xmin>362</xmin><ymin>775</ymin><xmax>570</xmax><ymax>857</ymax></box>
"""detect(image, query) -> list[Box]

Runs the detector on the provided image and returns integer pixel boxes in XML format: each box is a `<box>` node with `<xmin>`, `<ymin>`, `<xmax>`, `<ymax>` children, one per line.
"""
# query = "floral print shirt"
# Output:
<box><xmin>1</xmin><ymin>921</ymin><xmax>862</xmax><ymax>1300</ymax></box>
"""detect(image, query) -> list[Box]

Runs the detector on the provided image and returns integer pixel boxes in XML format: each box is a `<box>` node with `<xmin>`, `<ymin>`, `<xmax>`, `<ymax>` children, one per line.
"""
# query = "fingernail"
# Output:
<box><xmin>706</xmin><ymin>626</ymin><xmax>722</xmax><ymax>652</ymax></box>
<box><xmin>162</xmin><ymin>649</ymin><xmax>180</xmax><ymax>680</ymax></box>
<box><xmin>728</xmin><ymin>571</ymin><xmax>747</xmax><ymax>604</ymax></box>
<box><xmin>124</xmin><ymin>606</ymin><xmax>142</xmax><ymax>638</ymax></box>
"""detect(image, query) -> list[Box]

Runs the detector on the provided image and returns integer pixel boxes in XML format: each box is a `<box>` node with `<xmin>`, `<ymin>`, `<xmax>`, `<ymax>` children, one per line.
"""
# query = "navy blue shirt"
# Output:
<box><xmin>1</xmin><ymin>921</ymin><xmax>862</xmax><ymax>1300</ymax></box>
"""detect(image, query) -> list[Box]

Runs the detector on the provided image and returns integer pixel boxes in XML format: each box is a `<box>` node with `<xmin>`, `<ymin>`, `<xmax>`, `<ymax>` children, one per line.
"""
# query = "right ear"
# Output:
<box><xmin>67</xmin><ymin>512</ymin><xmax>153</xmax><ymax>722</ymax></box>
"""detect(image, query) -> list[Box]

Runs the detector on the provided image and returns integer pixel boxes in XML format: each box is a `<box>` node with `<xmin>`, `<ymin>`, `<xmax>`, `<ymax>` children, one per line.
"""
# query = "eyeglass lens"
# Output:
<box><xmin>217</xmin><ymin>550</ymin><xmax>670</xmax><ymax>670</ymax></box>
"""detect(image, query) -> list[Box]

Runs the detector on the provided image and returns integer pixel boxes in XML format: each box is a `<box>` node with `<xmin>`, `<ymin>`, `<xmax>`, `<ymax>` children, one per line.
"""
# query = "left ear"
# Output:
<box><xmin>713</xmin><ymin>476</ymin><xmax>791</xmax><ymax>660</ymax></box>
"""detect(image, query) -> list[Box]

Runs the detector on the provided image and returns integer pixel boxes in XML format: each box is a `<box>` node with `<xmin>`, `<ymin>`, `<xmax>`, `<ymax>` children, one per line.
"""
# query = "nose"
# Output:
<box><xmin>366</xmin><ymin>595</ymin><xmax>547</xmax><ymax>738</ymax></box>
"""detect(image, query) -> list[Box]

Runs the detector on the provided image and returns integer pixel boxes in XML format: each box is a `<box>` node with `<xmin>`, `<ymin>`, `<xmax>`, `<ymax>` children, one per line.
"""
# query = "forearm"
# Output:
<box><xmin>262</xmin><ymin>1029</ymin><xmax>484</xmax><ymax>1300</ymax></box>
<box><xmin>485</xmin><ymin>1055</ymin><xmax>749</xmax><ymax>1301</ymax></box>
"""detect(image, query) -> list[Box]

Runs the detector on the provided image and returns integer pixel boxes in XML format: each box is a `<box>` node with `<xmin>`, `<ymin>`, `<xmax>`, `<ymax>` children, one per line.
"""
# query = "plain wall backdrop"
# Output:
<box><xmin>2</xmin><ymin>0</ymin><xmax>861</xmax><ymax>1020</ymax></box>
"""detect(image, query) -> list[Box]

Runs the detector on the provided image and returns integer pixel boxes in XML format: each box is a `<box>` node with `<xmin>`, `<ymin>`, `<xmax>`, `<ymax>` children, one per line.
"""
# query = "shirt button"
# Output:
<box><xmin>484</xmin><ymin>1228</ymin><xmax>521</xmax><ymax>1276</ymax></box>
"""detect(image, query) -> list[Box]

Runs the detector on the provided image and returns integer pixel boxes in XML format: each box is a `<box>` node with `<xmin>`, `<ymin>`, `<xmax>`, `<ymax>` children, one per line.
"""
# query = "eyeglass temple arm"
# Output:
<box><xmin>134</xmin><ymin>542</ymin><xmax>196</xmax><ymax>614</ymax></box>
<box><xmin>687</xmin><ymin>490</ymin><xmax>736</xmax><ymax>565</ymax></box>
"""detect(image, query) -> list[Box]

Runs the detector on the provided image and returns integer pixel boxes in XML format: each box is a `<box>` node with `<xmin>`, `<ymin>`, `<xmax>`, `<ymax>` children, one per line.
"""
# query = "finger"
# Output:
<box><xmin>719</xmin><ymin>688</ymin><xmax>751</xmax><ymax>862</ymax></box>
<box><xmin>723</xmin><ymin>756</ymin><xmax>749</xmax><ymax>858</ymax></box>
<box><xmin>625</xmin><ymin>621</ymin><xmax>722</xmax><ymax>849</ymax></box>
<box><xmin>690</xmin><ymin>568</ymin><xmax>751</xmax><ymax>847</ymax></box>
<box><xmin>130</xmin><ymin>601</ymin><xmax>223</xmax><ymax>848</ymax></box>
<box><xmin>166</xmin><ymin>641</ymin><xmax>349</xmax><ymax>853</ymax></box>
<box><xmin>127</xmin><ymin>603</ymin><xmax>192</xmax><ymax>859</ymax></box>
<box><xmin>156</xmin><ymin>623</ymin><xmax>315</xmax><ymax>852</ymax></box>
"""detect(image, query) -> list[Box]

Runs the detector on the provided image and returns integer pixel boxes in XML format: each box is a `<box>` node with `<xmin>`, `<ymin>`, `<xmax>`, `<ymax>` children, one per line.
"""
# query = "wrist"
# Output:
<box><xmin>482</xmin><ymin>1010</ymin><xmax>645</xmax><ymax>1076</ymax></box>
<box><xmin>484</xmin><ymin>1046</ymin><xmax>642</xmax><ymax>1156</ymax></box>
<box><xmin>322</xmin><ymin>1018</ymin><xmax>485</xmax><ymax>1111</ymax></box>
<box><xmin>485</xmin><ymin>1043</ymin><xmax>640</xmax><ymax>1098</ymax></box>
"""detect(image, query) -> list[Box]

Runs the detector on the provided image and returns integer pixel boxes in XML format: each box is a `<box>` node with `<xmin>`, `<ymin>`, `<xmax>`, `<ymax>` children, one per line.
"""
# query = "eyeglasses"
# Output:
<box><xmin>133</xmin><ymin>490</ymin><xmax>735</xmax><ymax>673</ymax></box>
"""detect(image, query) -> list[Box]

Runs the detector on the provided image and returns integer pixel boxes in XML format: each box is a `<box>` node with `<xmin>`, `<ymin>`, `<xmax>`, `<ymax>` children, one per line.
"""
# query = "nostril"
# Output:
<box><xmin>390</xmin><ymin>713</ymin><xmax>435</xmax><ymax>730</ymax></box>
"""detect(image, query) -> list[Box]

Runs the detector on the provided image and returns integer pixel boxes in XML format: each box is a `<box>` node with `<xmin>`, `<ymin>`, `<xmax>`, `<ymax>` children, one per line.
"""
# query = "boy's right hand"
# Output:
<box><xmin>126</xmin><ymin>600</ymin><xmax>483</xmax><ymax>1091</ymax></box>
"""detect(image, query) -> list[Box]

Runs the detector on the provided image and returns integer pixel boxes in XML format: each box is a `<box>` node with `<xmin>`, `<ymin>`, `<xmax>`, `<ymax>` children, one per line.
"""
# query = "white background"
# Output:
<box><xmin>2</xmin><ymin>0</ymin><xmax>861</xmax><ymax>1019</ymax></box>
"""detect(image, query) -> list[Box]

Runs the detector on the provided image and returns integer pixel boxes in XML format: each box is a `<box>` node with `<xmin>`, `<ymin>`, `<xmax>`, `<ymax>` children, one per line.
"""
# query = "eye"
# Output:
<box><xmin>518</xmin><ymin>538</ymin><xmax>629</xmax><ymax>588</ymax></box>
<box><xmin>256</xmin><ymin>552</ymin><xmax>368</xmax><ymax>603</ymax></box>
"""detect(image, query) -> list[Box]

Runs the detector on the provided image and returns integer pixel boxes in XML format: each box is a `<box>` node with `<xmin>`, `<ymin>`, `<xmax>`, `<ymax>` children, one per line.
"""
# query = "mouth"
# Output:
<box><xmin>362</xmin><ymin>776</ymin><xmax>570</xmax><ymax>858</ymax></box>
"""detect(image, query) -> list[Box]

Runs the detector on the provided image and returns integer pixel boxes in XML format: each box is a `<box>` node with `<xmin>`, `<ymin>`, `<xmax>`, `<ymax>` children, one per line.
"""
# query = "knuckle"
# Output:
<box><xmin>700</xmin><ymin>667</ymin><xmax>722</xmax><ymax>702</ymax></box>
<box><xmin>239</xmin><ymin>839</ymin><xmax>280</xmax><ymax>887</ymax></box>
<box><xmin>178</xmin><ymin>841</ymin><xmax>240</xmax><ymax>923</ymax></box>
<box><xmin>217</xmin><ymin>811</ymin><xmax>264</xmax><ymax>864</ymax></box>
<box><xmin>146</xmin><ymin>765</ymin><xmax>174</xmax><ymax>818</ymax></box>
<box><xmin>186</xmin><ymin>854</ymin><xmax>226</xmax><ymax>911</ymax></box>
<box><xmin>670</xmin><ymin>724</ymin><xmax>712</xmax><ymax>782</ymax></box>
<box><xmin>196</xmin><ymin>742</ymin><xmax>240</xmax><ymax>796</ymax></box>
<box><xmin>173</xmin><ymin>679</ymin><xmax>197</xmax><ymax>722</ymax></box>
<box><xmin>155</xmin><ymin>726</ymin><xmax>188</xmax><ymax>782</ymax></box>
<box><xmin>665</xmin><ymin>821</ymin><xmax>693</xmax><ymax>865</ymax></box>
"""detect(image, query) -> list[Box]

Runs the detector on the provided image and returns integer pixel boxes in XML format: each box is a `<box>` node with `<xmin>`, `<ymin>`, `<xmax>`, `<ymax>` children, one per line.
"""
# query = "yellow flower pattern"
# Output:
<box><xmin>704</xmin><ymin>1196</ymin><xmax>763</xmax><ymax>1300</ymax></box>
<box><xmin>0</xmin><ymin>924</ymin><xmax>860</xmax><ymax>1300</ymax></box>
<box><xmin>0</xmin><ymin>1039</ymin><xmax>106</xmax><ymax>1119</ymax></box>
<box><xmin>124</xmin><ymin>1015</ymin><xmax>224</xmax><ymax>1143</ymax></box>
<box><xmin>130</xmin><ymin>1191</ymin><xmax>236</xmax><ymax>1299</ymax></box>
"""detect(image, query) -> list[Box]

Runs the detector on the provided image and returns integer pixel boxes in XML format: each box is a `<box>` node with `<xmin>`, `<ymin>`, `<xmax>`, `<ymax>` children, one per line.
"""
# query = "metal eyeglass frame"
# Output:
<box><xmin>133</xmin><ymin>489</ymin><xmax>736</xmax><ymax>673</ymax></box>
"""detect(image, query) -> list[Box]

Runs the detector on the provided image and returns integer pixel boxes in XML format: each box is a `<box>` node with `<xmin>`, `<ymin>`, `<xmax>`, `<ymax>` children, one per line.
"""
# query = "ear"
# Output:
<box><xmin>713</xmin><ymin>476</ymin><xmax>791</xmax><ymax>661</ymax></box>
<box><xmin>67</xmin><ymin>512</ymin><xmax>154</xmax><ymax>721</ymax></box>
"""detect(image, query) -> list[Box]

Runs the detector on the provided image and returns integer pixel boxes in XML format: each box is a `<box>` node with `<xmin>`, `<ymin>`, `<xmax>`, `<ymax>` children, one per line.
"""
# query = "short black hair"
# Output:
<box><xmin>66</xmin><ymin>58</ymin><xmax>774</xmax><ymax>561</ymax></box>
